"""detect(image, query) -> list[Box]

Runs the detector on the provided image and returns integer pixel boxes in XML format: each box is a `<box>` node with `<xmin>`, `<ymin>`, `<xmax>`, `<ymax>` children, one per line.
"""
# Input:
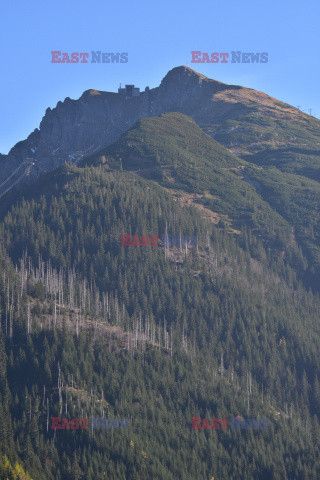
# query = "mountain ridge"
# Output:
<box><xmin>2</xmin><ymin>65</ymin><xmax>320</xmax><ymax>199</ymax></box>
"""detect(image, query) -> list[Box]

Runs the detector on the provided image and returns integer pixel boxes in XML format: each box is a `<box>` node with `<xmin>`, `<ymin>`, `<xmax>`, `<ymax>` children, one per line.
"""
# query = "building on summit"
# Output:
<box><xmin>118</xmin><ymin>83</ymin><xmax>140</xmax><ymax>99</ymax></box>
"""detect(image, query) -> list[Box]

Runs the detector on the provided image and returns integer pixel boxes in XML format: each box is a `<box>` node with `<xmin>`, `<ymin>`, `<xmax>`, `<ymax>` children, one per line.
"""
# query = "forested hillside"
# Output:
<box><xmin>86</xmin><ymin>112</ymin><xmax>320</xmax><ymax>292</ymax></box>
<box><xmin>1</xmin><ymin>163</ymin><xmax>320</xmax><ymax>478</ymax></box>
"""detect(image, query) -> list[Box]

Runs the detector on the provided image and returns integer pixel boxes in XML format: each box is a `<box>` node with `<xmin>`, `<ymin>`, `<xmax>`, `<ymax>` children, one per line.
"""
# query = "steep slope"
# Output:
<box><xmin>242</xmin><ymin>147</ymin><xmax>320</xmax><ymax>182</ymax></box>
<box><xmin>85</xmin><ymin>112</ymin><xmax>290</xmax><ymax>233</ymax></box>
<box><xmin>85</xmin><ymin>112</ymin><xmax>320</xmax><ymax>291</ymax></box>
<box><xmin>85</xmin><ymin>111</ymin><xmax>241</xmax><ymax>170</ymax></box>
<box><xmin>1</xmin><ymin>165</ymin><xmax>320</xmax><ymax>478</ymax></box>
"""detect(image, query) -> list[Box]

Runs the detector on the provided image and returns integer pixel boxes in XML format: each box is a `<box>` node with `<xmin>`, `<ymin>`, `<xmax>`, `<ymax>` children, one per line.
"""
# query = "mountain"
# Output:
<box><xmin>2</xmin><ymin>67</ymin><xmax>320</xmax><ymax>479</ymax></box>
<box><xmin>2</xmin><ymin>66</ymin><xmax>320</xmax><ymax>197</ymax></box>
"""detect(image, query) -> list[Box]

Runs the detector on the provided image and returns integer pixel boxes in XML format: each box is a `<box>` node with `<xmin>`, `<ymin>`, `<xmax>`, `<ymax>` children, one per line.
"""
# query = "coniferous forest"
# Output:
<box><xmin>1</xmin><ymin>97</ymin><xmax>320</xmax><ymax>479</ymax></box>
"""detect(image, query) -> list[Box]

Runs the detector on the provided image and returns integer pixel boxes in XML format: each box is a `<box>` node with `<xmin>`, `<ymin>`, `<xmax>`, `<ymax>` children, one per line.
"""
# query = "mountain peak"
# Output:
<box><xmin>160</xmin><ymin>65</ymin><xmax>227</xmax><ymax>88</ymax></box>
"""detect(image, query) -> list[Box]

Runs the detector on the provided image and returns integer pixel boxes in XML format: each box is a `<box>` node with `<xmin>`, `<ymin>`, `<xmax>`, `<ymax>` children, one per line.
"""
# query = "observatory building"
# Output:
<box><xmin>118</xmin><ymin>84</ymin><xmax>140</xmax><ymax>99</ymax></box>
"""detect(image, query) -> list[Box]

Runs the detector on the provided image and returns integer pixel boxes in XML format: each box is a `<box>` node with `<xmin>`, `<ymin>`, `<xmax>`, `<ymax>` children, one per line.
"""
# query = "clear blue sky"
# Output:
<box><xmin>1</xmin><ymin>0</ymin><xmax>319</xmax><ymax>154</ymax></box>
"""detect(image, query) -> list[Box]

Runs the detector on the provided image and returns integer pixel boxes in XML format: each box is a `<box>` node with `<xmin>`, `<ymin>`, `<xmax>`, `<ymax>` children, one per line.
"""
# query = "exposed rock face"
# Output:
<box><xmin>1</xmin><ymin>65</ymin><xmax>320</xmax><ymax>196</ymax></box>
